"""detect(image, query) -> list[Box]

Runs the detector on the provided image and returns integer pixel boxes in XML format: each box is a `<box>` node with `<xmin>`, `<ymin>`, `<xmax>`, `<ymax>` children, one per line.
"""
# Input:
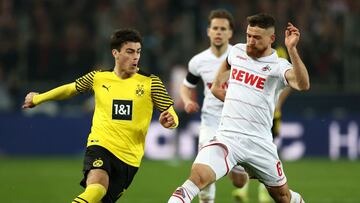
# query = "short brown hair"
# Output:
<box><xmin>247</xmin><ymin>13</ymin><xmax>275</xmax><ymax>29</ymax></box>
<box><xmin>110</xmin><ymin>28</ymin><xmax>143</xmax><ymax>51</ymax></box>
<box><xmin>208</xmin><ymin>9</ymin><xmax>235</xmax><ymax>30</ymax></box>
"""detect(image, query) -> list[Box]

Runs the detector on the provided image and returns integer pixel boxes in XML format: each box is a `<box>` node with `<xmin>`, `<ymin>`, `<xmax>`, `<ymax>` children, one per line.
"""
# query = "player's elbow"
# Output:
<box><xmin>210</xmin><ymin>86</ymin><xmax>220</xmax><ymax>98</ymax></box>
<box><xmin>298</xmin><ymin>80</ymin><xmax>310</xmax><ymax>91</ymax></box>
<box><xmin>293</xmin><ymin>78</ymin><xmax>310</xmax><ymax>91</ymax></box>
<box><xmin>210</xmin><ymin>86</ymin><xmax>216</xmax><ymax>95</ymax></box>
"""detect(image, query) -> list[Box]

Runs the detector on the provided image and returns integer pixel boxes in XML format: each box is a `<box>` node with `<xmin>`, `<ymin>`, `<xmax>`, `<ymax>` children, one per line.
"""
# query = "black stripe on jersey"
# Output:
<box><xmin>137</xmin><ymin>69</ymin><xmax>151</xmax><ymax>77</ymax></box>
<box><xmin>75</xmin><ymin>71</ymin><xmax>97</xmax><ymax>92</ymax></box>
<box><xmin>226</xmin><ymin>56</ymin><xmax>231</xmax><ymax>70</ymax></box>
<box><xmin>151</xmin><ymin>86</ymin><xmax>167</xmax><ymax>92</ymax></box>
<box><xmin>185</xmin><ymin>72</ymin><xmax>201</xmax><ymax>85</ymax></box>
<box><xmin>150</xmin><ymin>75</ymin><xmax>174</xmax><ymax>112</ymax></box>
<box><xmin>152</xmin><ymin>78</ymin><xmax>163</xmax><ymax>86</ymax></box>
<box><xmin>155</xmin><ymin>100</ymin><xmax>173</xmax><ymax>107</ymax></box>
<box><xmin>157</xmin><ymin>105</ymin><xmax>172</xmax><ymax>112</ymax></box>
<box><xmin>152</xmin><ymin>94</ymin><xmax>172</xmax><ymax>100</ymax></box>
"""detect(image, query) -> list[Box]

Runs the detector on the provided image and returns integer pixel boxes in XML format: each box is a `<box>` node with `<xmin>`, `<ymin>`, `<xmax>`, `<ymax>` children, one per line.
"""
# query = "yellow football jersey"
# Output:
<box><xmin>75</xmin><ymin>69</ymin><xmax>174</xmax><ymax>167</ymax></box>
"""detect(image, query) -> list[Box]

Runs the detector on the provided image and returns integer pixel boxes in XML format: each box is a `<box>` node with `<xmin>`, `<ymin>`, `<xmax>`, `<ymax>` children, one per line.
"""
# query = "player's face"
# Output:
<box><xmin>207</xmin><ymin>18</ymin><xmax>233</xmax><ymax>48</ymax></box>
<box><xmin>246</xmin><ymin>25</ymin><xmax>274</xmax><ymax>58</ymax></box>
<box><xmin>114</xmin><ymin>42</ymin><xmax>141</xmax><ymax>75</ymax></box>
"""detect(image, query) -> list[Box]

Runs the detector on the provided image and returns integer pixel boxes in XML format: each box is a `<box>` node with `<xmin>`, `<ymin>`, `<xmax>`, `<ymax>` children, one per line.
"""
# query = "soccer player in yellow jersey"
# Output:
<box><xmin>22</xmin><ymin>28</ymin><xmax>179</xmax><ymax>203</ymax></box>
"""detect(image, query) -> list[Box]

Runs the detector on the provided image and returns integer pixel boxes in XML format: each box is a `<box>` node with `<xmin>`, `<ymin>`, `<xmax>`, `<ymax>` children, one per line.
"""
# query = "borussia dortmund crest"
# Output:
<box><xmin>92</xmin><ymin>159</ymin><xmax>103</xmax><ymax>167</ymax></box>
<box><xmin>135</xmin><ymin>84</ymin><xmax>145</xmax><ymax>96</ymax></box>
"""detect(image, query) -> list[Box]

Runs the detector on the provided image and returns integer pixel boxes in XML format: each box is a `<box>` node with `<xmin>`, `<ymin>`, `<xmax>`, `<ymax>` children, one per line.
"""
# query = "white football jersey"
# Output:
<box><xmin>184</xmin><ymin>45</ymin><xmax>232</xmax><ymax>127</ymax></box>
<box><xmin>218</xmin><ymin>43</ymin><xmax>291</xmax><ymax>141</ymax></box>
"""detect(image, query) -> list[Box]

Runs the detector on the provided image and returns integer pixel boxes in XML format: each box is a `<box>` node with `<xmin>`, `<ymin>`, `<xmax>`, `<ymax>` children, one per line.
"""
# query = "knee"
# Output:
<box><xmin>189</xmin><ymin>164</ymin><xmax>216</xmax><ymax>189</ymax></box>
<box><xmin>230</xmin><ymin>172</ymin><xmax>248</xmax><ymax>188</ymax></box>
<box><xmin>86</xmin><ymin>169</ymin><xmax>109</xmax><ymax>190</ymax></box>
<box><xmin>271</xmin><ymin>189</ymin><xmax>291</xmax><ymax>203</ymax></box>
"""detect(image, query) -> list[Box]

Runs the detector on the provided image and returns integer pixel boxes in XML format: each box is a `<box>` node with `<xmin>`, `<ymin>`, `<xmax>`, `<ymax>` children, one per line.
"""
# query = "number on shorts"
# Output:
<box><xmin>276</xmin><ymin>161</ymin><xmax>283</xmax><ymax>176</ymax></box>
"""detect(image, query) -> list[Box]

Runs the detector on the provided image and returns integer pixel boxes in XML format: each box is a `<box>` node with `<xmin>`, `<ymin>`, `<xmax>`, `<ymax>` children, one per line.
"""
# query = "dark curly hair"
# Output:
<box><xmin>110</xmin><ymin>28</ymin><xmax>143</xmax><ymax>51</ymax></box>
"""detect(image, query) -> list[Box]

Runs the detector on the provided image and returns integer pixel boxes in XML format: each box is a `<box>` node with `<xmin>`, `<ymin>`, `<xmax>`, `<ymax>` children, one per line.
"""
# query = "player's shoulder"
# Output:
<box><xmin>86</xmin><ymin>68</ymin><xmax>112</xmax><ymax>81</ymax></box>
<box><xmin>137</xmin><ymin>69</ymin><xmax>151</xmax><ymax>77</ymax></box>
<box><xmin>232</xmin><ymin>43</ymin><xmax>246</xmax><ymax>51</ymax></box>
<box><xmin>91</xmin><ymin>67</ymin><xmax>112</xmax><ymax>75</ymax></box>
<box><xmin>135</xmin><ymin>69</ymin><xmax>162</xmax><ymax>82</ymax></box>
<box><xmin>189</xmin><ymin>48</ymin><xmax>212</xmax><ymax>63</ymax></box>
<box><xmin>276</xmin><ymin>57</ymin><xmax>291</xmax><ymax>67</ymax></box>
<box><xmin>277</xmin><ymin>57</ymin><xmax>289</xmax><ymax>63</ymax></box>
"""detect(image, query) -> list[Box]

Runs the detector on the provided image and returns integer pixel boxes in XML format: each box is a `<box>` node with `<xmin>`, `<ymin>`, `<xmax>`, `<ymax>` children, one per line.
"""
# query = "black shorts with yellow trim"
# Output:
<box><xmin>80</xmin><ymin>145</ymin><xmax>139</xmax><ymax>203</ymax></box>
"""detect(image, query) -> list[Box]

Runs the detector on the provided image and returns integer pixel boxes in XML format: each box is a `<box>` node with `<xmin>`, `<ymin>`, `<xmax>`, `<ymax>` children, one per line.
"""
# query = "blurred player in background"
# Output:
<box><xmin>168</xmin><ymin>13</ymin><xmax>309</xmax><ymax>203</ymax></box>
<box><xmin>22</xmin><ymin>28</ymin><xmax>178</xmax><ymax>203</ymax></box>
<box><xmin>180</xmin><ymin>9</ymin><xmax>249</xmax><ymax>203</ymax></box>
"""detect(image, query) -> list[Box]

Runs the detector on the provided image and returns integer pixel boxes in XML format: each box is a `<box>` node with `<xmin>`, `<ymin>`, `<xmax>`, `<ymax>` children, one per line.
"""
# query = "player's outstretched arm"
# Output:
<box><xmin>22</xmin><ymin>82</ymin><xmax>79</xmax><ymax>109</ymax></box>
<box><xmin>211</xmin><ymin>60</ymin><xmax>229</xmax><ymax>102</ymax></box>
<box><xmin>180</xmin><ymin>84</ymin><xmax>199</xmax><ymax>113</ymax></box>
<box><xmin>159</xmin><ymin>106</ymin><xmax>179</xmax><ymax>128</ymax></box>
<box><xmin>284</xmin><ymin>22</ymin><xmax>310</xmax><ymax>91</ymax></box>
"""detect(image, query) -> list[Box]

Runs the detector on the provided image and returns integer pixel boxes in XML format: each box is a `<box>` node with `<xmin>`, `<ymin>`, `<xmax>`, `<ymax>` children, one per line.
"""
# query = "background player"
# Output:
<box><xmin>180</xmin><ymin>9</ymin><xmax>249</xmax><ymax>203</ymax></box>
<box><xmin>22</xmin><ymin>28</ymin><xmax>178</xmax><ymax>203</ymax></box>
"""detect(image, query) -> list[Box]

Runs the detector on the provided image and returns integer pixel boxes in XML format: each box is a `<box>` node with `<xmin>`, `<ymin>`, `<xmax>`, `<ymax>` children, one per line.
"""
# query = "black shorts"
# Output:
<box><xmin>80</xmin><ymin>145</ymin><xmax>139</xmax><ymax>203</ymax></box>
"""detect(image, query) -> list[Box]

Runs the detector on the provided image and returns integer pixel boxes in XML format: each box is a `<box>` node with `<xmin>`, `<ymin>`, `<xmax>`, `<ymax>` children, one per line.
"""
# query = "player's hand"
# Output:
<box><xmin>285</xmin><ymin>22</ymin><xmax>300</xmax><ymax>49</ymax></box>
<box><xmin>159</xmin><ymin>111</ymin><xmax>176</xmax><ymax>128</ymax></box>
<box><xmin>184</xmin><ymin>101</ymin><xmax>199</xmax><ymax>113</ymax></box>
<box><xmin>22</xmin><ymin>92</ymin><xmax>39</xmax><ymax>109</ymax></box>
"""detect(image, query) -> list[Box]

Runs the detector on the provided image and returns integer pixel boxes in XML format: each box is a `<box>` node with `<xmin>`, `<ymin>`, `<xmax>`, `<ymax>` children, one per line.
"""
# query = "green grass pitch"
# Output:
<box><xmin>0</xmin><ymin>158</ymin><xmax>359</xmax><ymax>203</ymax></box>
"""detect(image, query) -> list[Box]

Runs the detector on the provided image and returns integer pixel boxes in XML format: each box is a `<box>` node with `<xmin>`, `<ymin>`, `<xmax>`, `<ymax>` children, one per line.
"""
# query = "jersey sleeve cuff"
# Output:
<box><xmin>183</xmin><ymin>79</ymin><xmax>197</xmax><ymax>88</ymax></box>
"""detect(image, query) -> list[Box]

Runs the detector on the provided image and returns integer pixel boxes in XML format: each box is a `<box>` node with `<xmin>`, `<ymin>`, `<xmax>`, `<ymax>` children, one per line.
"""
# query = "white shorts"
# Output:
<box><xmin>194</xmin><ymin>133</ymin><xmax>287</xmax><ymax>187</ymax></box>
<box><xmin>198</xmin><ymin>124</ymin><xmax>217</xmax><ymax>148</ymax></box>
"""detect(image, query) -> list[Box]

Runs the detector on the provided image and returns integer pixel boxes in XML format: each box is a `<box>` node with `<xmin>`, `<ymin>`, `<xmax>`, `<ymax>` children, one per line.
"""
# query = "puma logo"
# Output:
<box><xmin>102</xmin><ymin>85</ymin><xmax>110</xmax><ymax>91</ymax></box>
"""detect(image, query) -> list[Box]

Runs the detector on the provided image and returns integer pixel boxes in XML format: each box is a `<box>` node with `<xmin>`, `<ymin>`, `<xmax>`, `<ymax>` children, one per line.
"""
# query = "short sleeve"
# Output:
<box><xmin>75</xmin><ymin>70</ymin><xmax>98</xmax><ymax>93</ymax></box>
<box><xmin>227</xmin><ymin>46</ymin><xmax>236</xmax><ymax>66</ymax></box>
<box><xmin>150</xmin><ymin>75</ymin><xmax>174</xmax><ymax>112</ymax></box>
<box><xmin>278</xmin><ymin>59</ymin><xmax>292</xmax><ymax>86</ymax></box>
<box><xmin>188</xmin><ymin>57</ymin><xmax>199</xmax><ymax>77</ymax></box>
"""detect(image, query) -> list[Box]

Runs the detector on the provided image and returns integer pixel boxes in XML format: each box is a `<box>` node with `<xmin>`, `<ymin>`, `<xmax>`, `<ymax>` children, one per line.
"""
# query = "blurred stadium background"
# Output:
<box><xmin>0</xmin><ymin>0</ymin><xmax>359</xmax><ymax>202</ymax></box>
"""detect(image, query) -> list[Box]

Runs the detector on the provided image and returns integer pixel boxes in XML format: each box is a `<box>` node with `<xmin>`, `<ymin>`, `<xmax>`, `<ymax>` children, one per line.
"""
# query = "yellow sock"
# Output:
<box><xmin>72</xmin><ymin>183</ymin><xmax>106</xmax><ymax>203</ymax></box>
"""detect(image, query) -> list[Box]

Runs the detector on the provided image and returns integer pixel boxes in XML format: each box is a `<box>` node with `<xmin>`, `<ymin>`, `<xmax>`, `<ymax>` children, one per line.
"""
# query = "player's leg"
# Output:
<box><xmin>258</xmin><ymin>183</ymin><xmax>273</xmax><ymax>203</ymax></box>
<box><xmin>198</xmin><ymin>183</ymin><xmax>216</xmax><ymax>203</ymax></box>
<box><xmin>197</xmin><ymin>126</ymin><xmax>218</xmax><ymax>203</ymax></box>
<box><xmin>244</xmin><ymin>138</ymin><xmax>305</xmax><ymax>203</ymax></box>
<box><xmin>72</xmin><ymin>169</ymin><xmax>108</xmax><ymax>203</ymax></box>
<box><xmin>168</xmin><ymin>143</ymin><xmax>234</xmax><ymax>203</ymax></box>
<box><xmin>266</xmin><ymin>183</ymin><xmax>304</xmax><ymax>203</ymax></box>
<box><xmin>104</xmin><ymin>157</ymin><xmax>139</xmax><ymax>203</ymax></box>
<box><xmin>72</xmin><ymin>146</ymin><xmax>109</xmax><ymax>203</ymax></box>
<box><xmin>229</xmin><ymin>166</ymin><xmax>249</xmax><ymax>203</ymax></box>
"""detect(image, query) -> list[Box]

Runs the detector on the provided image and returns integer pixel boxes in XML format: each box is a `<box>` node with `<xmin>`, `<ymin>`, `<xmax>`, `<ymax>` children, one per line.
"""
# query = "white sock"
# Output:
<box><xmin>199</xmin><ymin>183</ymin><xmax>215</xmax><ymax>203</ymax></box>
<box><xmin>168</xmin><ymin>180</ymin><xmax>200</xmax><ymax>203</ymax></box>
<box><xmin>290</xmin><ymin>190</ymin><xmax>305</xmax><ymax>203</ymax></box>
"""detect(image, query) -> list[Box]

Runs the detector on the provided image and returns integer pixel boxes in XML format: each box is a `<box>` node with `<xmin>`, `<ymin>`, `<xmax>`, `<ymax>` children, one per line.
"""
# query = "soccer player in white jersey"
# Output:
<box><xmin>180</xmin><ymin>9</ymin><xmax>248</xmax><ymax>203</ymax></box>
<box><xmin>168</xmin><ymin>13</ymin><xmax>309</xmax><ymax>203</ymax></box>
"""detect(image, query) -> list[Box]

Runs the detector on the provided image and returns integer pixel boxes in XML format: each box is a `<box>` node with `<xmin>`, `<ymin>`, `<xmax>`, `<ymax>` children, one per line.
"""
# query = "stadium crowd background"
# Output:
<box><xmin>0</xmin><ymin>0</ymin><xmax>359</xmax><ymax>115</ymax></box>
